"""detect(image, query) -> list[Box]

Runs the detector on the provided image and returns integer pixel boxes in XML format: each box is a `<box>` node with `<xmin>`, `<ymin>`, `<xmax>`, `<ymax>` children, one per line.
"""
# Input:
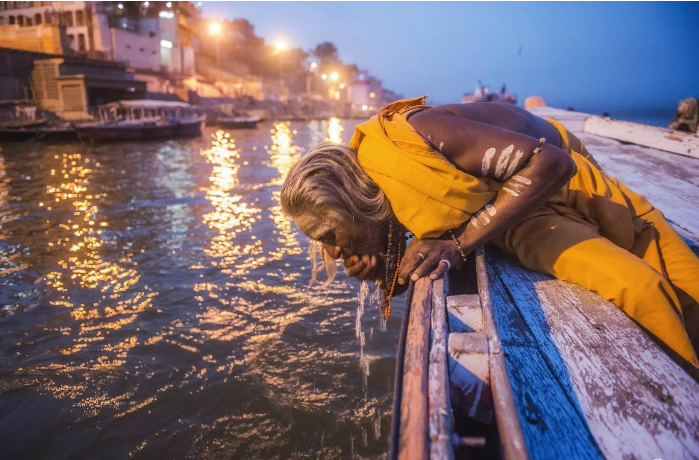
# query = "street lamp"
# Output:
<box><xmin>208</xmin><ymin>21</ymin><xmax>223</xmax><ymax>68</ymax></box>
<box><xmin>274</xmin><ymin>40</ymin><xmax>287</xmax><ymax>94</ymax></box>
<box><xmin>330</xmin><ymin>72</ymin><xmax>339</xmax><ymax>81</ymax></box>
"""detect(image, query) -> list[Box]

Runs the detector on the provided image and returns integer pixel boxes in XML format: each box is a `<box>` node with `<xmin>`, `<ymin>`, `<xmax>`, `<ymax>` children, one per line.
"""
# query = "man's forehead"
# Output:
<box><xmin>295</xmin><ymin>213</ymin><xmax>334</xmax><ymax>239</ymax></box>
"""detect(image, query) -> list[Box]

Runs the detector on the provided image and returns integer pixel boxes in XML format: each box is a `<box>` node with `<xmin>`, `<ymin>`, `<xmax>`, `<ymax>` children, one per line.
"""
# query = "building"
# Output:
<box><xmin>0</xmin><ymin>1</ymin><xmax>198</xmax><ymax>75</ymax></box>
<box><xmin>0</xmin><ymin>47</ymin><xmax>146</xmax><ymax>119</ymax></box>
<box><xmin>0</xmin><ymin>22</ymin><xmax>69</xmax><ymax>54</ymax></box>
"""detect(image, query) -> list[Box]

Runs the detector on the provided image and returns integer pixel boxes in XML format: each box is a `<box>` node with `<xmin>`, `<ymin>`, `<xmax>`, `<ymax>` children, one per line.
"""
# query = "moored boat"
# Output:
<box><xmin>76</xmin><ymin>100</ymin><xmax>205</xmax><ymax>142</ymax></box>
<box><xmin>208</xmin><ymin>104</ymin><xmax>261</xmax><ymax>129</ymax></box>
<box><xmin>209</xmin><ymin>115</ymin><xmax>261</xmax><ymax>129</ymax></box>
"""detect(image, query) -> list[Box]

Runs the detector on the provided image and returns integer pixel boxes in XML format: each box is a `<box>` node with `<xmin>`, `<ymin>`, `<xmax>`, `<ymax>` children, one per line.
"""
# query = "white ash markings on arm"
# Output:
<box><xmin>484</xmin><ymin>204</ymin><xmax>496</xmax><ymax>216</ymax></box>
<box><xmin>501</xmin><ymin>186</ymin><xmax>519</xmax><ymax>197</ymax></box>
<box><xmin>503</xmin><ymin>149</ymin><xmax>524</xmax><ymax>179</ymax></box>
<box><xmin>512</xmin><ymin>175</ymin><xmax>532</xmax><ymax>185</ymax></box>
<box><xmin>494</xmin><ymin>145</ymin><xmax>515</xmax><ymax>178</ymax></box>
<box><xmin>481</xmin><ymin>148</ymin><xmax>496</xmax><ymax>176</ymax></box>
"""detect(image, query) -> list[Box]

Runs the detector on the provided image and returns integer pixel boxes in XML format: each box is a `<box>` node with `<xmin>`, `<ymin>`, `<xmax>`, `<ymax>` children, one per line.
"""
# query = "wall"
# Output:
<box><xmin>110</xmin><ymin>27</ymin><xmax>160</xmax><ymax>71</ymax></box>
<box><xmin>0</xmin><ymin>23</ymin><xmax>68</xmax><ymax>54</ymax></box>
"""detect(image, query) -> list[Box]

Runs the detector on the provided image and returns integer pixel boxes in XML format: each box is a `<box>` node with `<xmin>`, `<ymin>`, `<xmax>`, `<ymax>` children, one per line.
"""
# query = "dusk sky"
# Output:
<box><xmin>201</xmin><ymin>2</ymin><xmax>699</xmax><ymax>115</ymax></box>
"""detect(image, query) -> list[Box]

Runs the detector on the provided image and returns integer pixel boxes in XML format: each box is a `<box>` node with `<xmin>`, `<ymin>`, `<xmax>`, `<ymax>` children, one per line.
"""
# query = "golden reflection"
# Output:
<box><xmin>200</xmin><ymin>130</ymin><xmax>262</xmax><ymax>275</ymax></box>
<box><xmin>0</xmin><ymin>154</ymin><xmax>27</xmax><ymax>277</ymax></box>
<box><xmin>268</xmin><ymin>121</ymin><xmax>303</xmax><ymax>262</ymax></box>
<box><xmin>327</xmin><ymin>117</ymin><xmax>344</xmax><ymax>143</ymax></box>
<box><xmin>43</xmin><ymin>152</ymin><xmax>155</xmax><ymax>365</ymax></box>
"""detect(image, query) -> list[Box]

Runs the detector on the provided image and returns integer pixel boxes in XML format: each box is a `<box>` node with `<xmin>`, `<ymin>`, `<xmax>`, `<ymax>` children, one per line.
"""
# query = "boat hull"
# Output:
<box><xmin>209</xmin><ymin>119</ymin><xmax>259</xmax><ymax>129</ymax></box>
<box><xmin>0</xmin><ymin>126</ymin><xmax>78</xmax><ymax>142</ymax></box>
<box><xmin>76</xmin><ymin>120</ymin><xmax>204</xmax><ymax>142</ymax></box>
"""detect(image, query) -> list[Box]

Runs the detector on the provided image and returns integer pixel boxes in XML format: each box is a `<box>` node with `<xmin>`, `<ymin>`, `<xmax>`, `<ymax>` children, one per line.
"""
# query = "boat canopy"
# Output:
<box><xmin>102</xmin><ymin>100</ymin><xmax>192</xmax><ymax>109</ymax></box>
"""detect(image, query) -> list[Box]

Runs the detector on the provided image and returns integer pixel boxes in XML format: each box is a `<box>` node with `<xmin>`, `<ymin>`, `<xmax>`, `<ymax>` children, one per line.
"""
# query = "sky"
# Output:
<box><xmin>201</xmin><ymin>2</ymin><xmax>699</xmax><ymax>114</ymax></box>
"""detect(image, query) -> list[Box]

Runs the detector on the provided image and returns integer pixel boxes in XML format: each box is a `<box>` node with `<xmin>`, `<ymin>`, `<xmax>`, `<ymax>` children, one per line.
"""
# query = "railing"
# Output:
<box><xmin>389</xmin><ymin>248</ymin><xmax>528</xmax><ymax>460</ymax></box>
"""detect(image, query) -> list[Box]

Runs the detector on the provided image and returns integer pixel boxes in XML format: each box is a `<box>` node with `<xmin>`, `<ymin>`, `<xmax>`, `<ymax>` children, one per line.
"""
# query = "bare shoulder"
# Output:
<box><xmin>410</xmin><ymin>102</ymin><xmax>561</xmax><ymax>146</ymax></box>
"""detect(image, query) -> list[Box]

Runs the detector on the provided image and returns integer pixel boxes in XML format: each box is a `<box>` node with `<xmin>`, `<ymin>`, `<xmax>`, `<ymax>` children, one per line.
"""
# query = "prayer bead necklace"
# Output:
<box><xmin>380</xmin><ymin>221</ymin><xmax>408</xmax><ymax>320</ymax></box>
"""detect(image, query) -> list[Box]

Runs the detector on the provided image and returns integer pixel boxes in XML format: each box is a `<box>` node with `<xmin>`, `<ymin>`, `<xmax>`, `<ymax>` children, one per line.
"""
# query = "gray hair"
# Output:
<box><xmin>280</xmin><ymin>142</ymin><xmax>391</xmax><ymax>223</ymax></box>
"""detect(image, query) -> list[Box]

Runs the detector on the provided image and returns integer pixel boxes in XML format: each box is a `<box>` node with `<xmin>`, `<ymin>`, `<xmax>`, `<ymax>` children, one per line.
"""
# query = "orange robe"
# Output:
<box><xmin>349</xmin><ymin>97</ymin><xmax>699</xmax><ymax>367</ymax></box>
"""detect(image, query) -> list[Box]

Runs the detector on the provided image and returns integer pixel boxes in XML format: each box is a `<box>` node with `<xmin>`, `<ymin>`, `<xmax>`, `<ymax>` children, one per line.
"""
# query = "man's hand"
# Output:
<box><xmin>343</xmin><ymin>254</ymin><xmax>381</xmax><ymax>281</ymax></box>
<box><xmin>397</xmin><ymin>239</ymin><xmax>464</xmax><ymax>285</ymax></box>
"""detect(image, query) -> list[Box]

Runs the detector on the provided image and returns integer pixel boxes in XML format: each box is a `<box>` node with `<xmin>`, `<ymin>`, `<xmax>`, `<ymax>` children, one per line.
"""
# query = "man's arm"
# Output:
<box><xmin>397</xmin><ymin>106</ymin><xmax>577</xmax><ymax>283</ymax></box>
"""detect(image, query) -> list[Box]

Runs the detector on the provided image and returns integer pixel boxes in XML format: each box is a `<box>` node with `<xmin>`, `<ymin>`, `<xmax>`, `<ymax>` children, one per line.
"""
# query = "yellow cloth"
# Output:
<box><xmin>497</xmin><ymin>121</ymin><xmax>699</xmax><ymax>368</ymax></box>
<box><xmin>348</xmin><ymin>96</ymin><xmax>500</xmax><ymax>239</ymax></box>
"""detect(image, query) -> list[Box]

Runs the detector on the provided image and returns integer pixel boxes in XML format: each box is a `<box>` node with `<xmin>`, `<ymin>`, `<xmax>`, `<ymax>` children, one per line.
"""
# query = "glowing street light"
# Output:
<box><xmin>339</xmin><ymin>83</ymin><xmax>345</xmax><ymax>89</ymax></box>
<box><xmin>166</xmin><ymin>1</ymin><xmax>172</xmax><ymax>7</ymax></box>
<box><xmin>274</xmin><ymin>41</ymin><xmax>288</xmax><ymax>52</ymax></box>
<box><xmin>330</xmin><ymin>72</ymin><xmax>339</xmax><ymax>81</ymax></box>
<box><xmin>310</xmin><ymin>62</ymin><xmax>317</xmax><ymax>70</ymax></box>
<box><xmin>321</xmin><ymin>73</ymin><xmax>327</xmax><ymax>80</ymax></box>
<box><xmin>370</xmin><ymin>92</ymin><xmax>376</xmax><ymax>98</ymax></box>
<box><xmin>208</xmin><ymin>22</ymin><xmax>222</xmax><ymax>35</ymax></box>
<box><xmin>208</xmin><ymin>22</ymin><xmax>223</xmax><ymax>68</ymax></box>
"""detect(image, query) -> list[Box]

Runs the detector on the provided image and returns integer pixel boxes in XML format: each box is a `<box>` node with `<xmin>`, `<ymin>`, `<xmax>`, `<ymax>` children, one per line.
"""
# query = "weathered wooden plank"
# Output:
<box><xmin>447</xmin><ymin>293</ymin><xmax>483</xmax><ymax>333</ymax></box>
<box><xmin>398</xmin><ymin>278</ymin><xmax>432</xmax><ymax>460</ymax></box>
<box><xmin>475</xmin><ymin>249</ymin><xmax>530</xmax><ymax>460</ymax></box>
<box><xmin>528</xmin><ymin>107</ymin><xmax>591</xmax><ymax>132</ymax></box>
<box><xmin>488</xmin><ymin>249</ymin><xmax>699</xmax><ymax>460</ymax></box>
<box><xmin>585</xmin><ymin>141</ymin><xmax>699</xmax><ymax>205</ymax></box>
<box><xmin>389</xmin><ymin>279</ymin><xmax>416</xmax><ymax>460</ymax></box>
<box><xmin>502</xmin><ymin>345</ymin><xmax>605</xmax><ymax>460</ymax></box>
<box><xmin>584</xmin><ymin>115</ymin><xmax>699</xmax><ymax>159</ymax></box>
<box><xmin>428</xmin><ymin>279</ymin><xmax>454</xmax><ymax>460</ymax></box>
<box><xmin>448</xmin><ymin>332</ymin><xmax>492</xmax><ymax>424</ymax></box>
<box><xmin>484</xmin><ymin>262</ymin><xmax>536</xmax><ymax>347</ymax></box>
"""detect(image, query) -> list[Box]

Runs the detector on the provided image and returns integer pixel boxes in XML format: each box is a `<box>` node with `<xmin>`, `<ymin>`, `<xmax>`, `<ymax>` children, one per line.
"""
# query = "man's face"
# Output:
<box><xmin>294</xmin><ymin>211</ymin><xmax>386</xmax><ymax>261</ymax></box>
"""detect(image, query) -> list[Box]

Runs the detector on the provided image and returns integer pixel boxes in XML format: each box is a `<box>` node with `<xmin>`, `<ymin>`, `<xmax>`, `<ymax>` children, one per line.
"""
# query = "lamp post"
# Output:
<box><xmin>274</xmin><ymin>41</ymin><xmax>287</xmax><ymax>99</ymax></box>
<box><xmin>208</xmin><ymin>21</ymin><xmax>223</xmax><ymax>68</ymax></box>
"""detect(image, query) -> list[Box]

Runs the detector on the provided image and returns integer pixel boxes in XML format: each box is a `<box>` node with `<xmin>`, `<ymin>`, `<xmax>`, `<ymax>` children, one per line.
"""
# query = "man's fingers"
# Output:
<box><xmin>429</xmin><ymin>260</ymin><xmax>450</xmax><ymax>280</ymax></box>
<box><xmin>409</xmin><ymin>256</ymin><xmax>439</xmax><ymax>282</ymax></box>
<box><xmin>398</xmin><ymin>249</ymin><xmax>424</xmax><ymax>285</ymax></box>
<box><xmin>358</xmin><ymin>255</ymin><xmax>378</xmax><ymax>280</ymax></box>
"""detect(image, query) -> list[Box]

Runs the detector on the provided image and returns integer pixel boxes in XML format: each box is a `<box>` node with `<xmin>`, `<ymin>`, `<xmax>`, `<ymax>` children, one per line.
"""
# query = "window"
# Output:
<box><xmin>25</xmin><ymin>16</ymin><xmax>31</xmax><ymax>25</ymax></box>
<box><xmin>139</xmin><ymin>47</ymin><xmax>144</xmax><ymax>52</ymax></box>
<box><xmin>62</xmin><ymin>11</ymin><xmax>72</xmax><ymax>27</ymax></box>
<box><xmin>44</xmin><ymin>12</ymin><xmax>51</xmax><ymax>24</ymax></box>
<box><xmin>75</xmin><ymin>9</ymin><xmax>83</xmax><ymax>26</ymax></box>
<box><xmin>0</xmin><ymin>17</ymin><xmax>5</xmax><ymax>25</ymax></box>
<box><xmin>148</xmin><ymin>31</ymin><xmax>155</xmax><ymax>38</ymax></box>
<box><xmin>16</xmin><ymin>13</ymin><xmax>23</xmax><ymax>25</ymax></box>
<box><xmin>78</xmin><ymin>33</ymin><xmax>85</xmax><ymax>51</ymax></box>
<box><xmin>126</xmin><ymin>44</ymin><xmax>131</xmax><ymax>49</ymax></box>
<box><xmin>8</xmin><ymin>14</ymin><xmax>14</xmax><ymax>24</ymax></box>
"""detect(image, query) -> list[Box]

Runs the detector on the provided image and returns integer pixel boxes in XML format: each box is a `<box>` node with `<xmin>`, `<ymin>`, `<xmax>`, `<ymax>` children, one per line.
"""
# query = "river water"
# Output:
<box><xmin>0</xmin><ymin>119</ymin><xmax>403</xmax><ymax>459</ymax></box>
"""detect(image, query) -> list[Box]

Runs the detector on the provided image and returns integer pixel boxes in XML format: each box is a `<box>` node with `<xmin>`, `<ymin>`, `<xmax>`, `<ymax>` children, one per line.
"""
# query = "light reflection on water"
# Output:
<box><xmin>0</xmin><ymin>119</ymin><xmax>403</xmax><ymax>459</ymax></box>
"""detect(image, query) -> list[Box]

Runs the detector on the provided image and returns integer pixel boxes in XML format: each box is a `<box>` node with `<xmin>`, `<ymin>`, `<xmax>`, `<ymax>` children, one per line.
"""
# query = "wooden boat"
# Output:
<box><xmin>209</xmin><ymin>114</ymin><xmax>261</xmax><ymax>129</ymax></box>
<box><xmin>76</xmin><ymin>100</ymin><xmax>205</xmax><ymax>142</ymax></box>
<box><xmin>0</xmin><ymin>124</ymin><xmax>77</xmax><ymax>142</ymax></box>
<box><xmin>208</xmin><ymin>104</ymin><xmax>261</xmax><ymax>129</ymax></box>
<box><xmin>390</xmin><ymin>107</ymin><xmax>699</xmax><ymax>459</ymax></box>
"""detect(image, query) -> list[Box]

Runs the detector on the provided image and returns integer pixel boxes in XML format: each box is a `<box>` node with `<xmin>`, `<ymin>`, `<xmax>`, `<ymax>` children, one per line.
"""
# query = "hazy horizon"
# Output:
<box><xmin>201</xmin><ymin>1</ymin><xmax>699</xmax><ymax>115</ymax></box>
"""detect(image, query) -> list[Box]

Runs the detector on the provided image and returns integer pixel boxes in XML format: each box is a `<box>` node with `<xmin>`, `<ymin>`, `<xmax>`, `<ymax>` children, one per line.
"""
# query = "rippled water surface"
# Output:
<box><xmin>0</xmin><ymin>119</ymin><xmax>404</xmax><ymax>459</ymax></box>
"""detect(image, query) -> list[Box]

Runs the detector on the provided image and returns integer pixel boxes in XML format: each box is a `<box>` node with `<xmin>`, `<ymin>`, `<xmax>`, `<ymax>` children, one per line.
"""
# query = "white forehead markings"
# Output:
<box><xmin>481</xmin><ymin>148</ymin><xmax>496</xmax><ymax>176</ymax></box>
<box><xmin>512</xmin><ymin>175</ymin><xmax>532</xmax><ymax>185</ymax></box>
<box><xmin>504</xmin><ymin>149</ymin><xmax>524</xmax><ymax>179</ymax></box>
<box><xmin>495</xmin><ymin>144</ymin><xmax>515</xmax><ymax>178</ymax></box>
<box><xmin>485</xmin><ymin>204</ymin><xmax>497</xmax><ymax>216</ymax></box>
<box><xmin>502</xmin><ymin>186</ymin><xmax>519</xmax><ymax>197</ymax></box>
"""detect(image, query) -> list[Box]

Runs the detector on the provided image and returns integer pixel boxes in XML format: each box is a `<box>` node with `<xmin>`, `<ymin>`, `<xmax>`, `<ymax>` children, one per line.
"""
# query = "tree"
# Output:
<box><xmin>313</xmin><ymin>42</ymin><xmax>339</xmax><ymax>64</ymax></box>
